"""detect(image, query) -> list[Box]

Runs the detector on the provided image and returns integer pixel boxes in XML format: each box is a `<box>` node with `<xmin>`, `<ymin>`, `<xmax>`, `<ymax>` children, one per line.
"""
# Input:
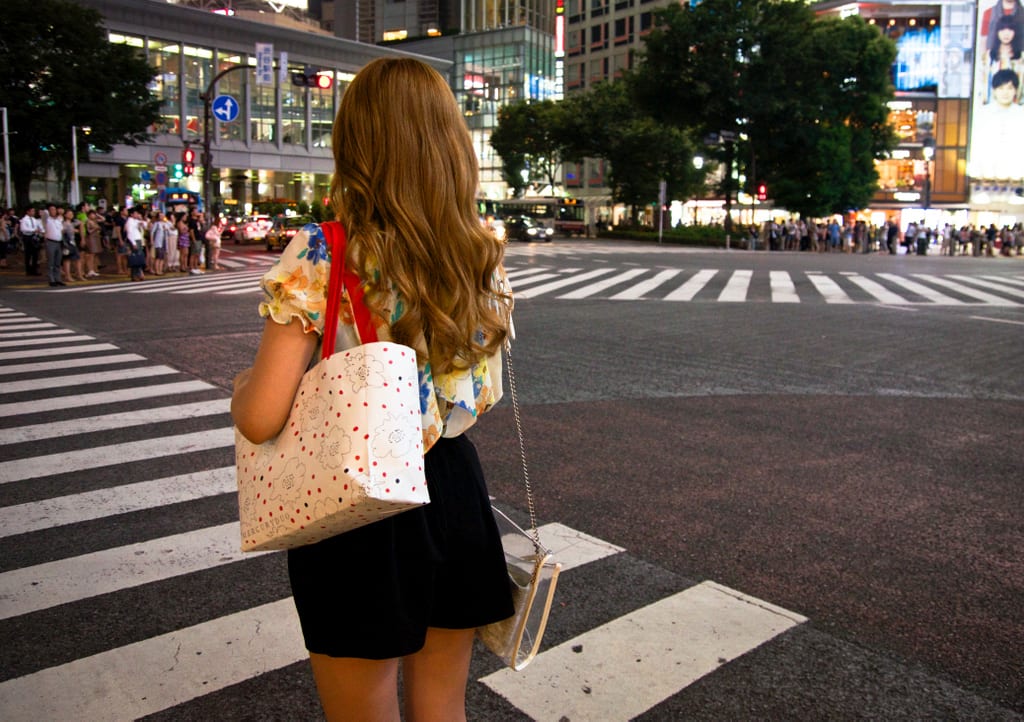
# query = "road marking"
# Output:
<box><xmin>516</xmin><ymin>268</ymin><xmax>618</xmax><ymax>299</ymax></box>
<box><xmin>172</xmin><ymin>278</ymin><xmax>265</xmax><ymax>294</ymax></box>
<box><xmin>718</xmin><ymin>269</ymin><xmax>752</xmax><ymax>302</ymax></box>
<box><xmin>609</xmin><ymin>268</ymin><xmax>682</xmax><ymax>300</ymax></box>
<box><xmin>0</xmin><ymin>426</ymin><xmax>234</xmax><ymax>483</ymax></box>
<box><xmin>0</xmin><ymin>323</ymin><xmax>61</xmax><ymax>334</ymax></box>
<box><xmin>0</xmin><ymin>466</ymin><xmax>236</xmax><ymax>537</ymax></box>
<box><xmin>0</xmin><ymin>334</ymin><xmax>94</xmax><ymax>349</ymax></box>
<box><xmin>876</xmin><ymin>273</ymin><xmax>964</xmax><ymax>305</ymax></box>
<box><xmin>0</xmin><ymin>353</ymin><xmax>146</xmax><ymax>377</ymax></box>
<box><xmin>969</xmin><ymin>315</ymin><xmax>1024</xmax><ymax>326</ymax></box>
<box><xmin>947</xmin><ymin>275</ymin><xmax>1024</xmax><ymax>299</ymax></box>
<box><xmin>0</xmin><ymin>380</ymin><xmax>212</xmax><ymax>417</ymax></box>
<box><xmin>0</xmin><ymin>598</ymin><xmax>304</xmax><ymax>722</ymax></box>
<box><xmin>983</xmin><ymin>274</ymin><xmax>1024</xmax><ymax>287</ymax></box>
<box><xmin>0</xmin><ymin>521</ymin><xmax>264</xmax><ymax>619</ymax></box>
<box><xmin>1</xmin><ymin>364</ymin><xmax>178</xmax><ymax>394</ymax></box>
<box><xmin>559</xmin><ymin>268</ymin><xmax>648</xmax><ymax>299</ymax></box>
<box><xmin>508</xmin><ymin>272</ymin><xmax>561</xmax><ymax>290</ymax></box>
<box><xmin>910</xmin><ymin>274</ymin><xmax>1018</xmax><ymax>306</ymax></box>
<box><xmin>0</xmin><ymin>342</ymin><xmax>118</xmax><ymax>361</ymax></box>
<box><xmin>664</xmin><ymin>269</ymin><xmax>718</xmax><ymax>301</ymax></box>
<box><xmin>0</xmin><ymin>518</ymin><xmax>619</xmax><ymax>720</ymax></box>
<box><xmin>806</xmin><ymin>273</ymin><xmax>854</xmax><ymax>304</ymax></box>
<box><xmin>769</xmin><ymin>271</ymin><xmax>800</xmax><ymax>303</ymax></box>
<box><xmin>0</xmin><ymin>398</ymin><xmax>230</xmax><ymax>444</ymax></box>
<box><xmin>482</xmin><ymin>581</ymin><xmax>807</xmax><ymax>722</ymax></box>
<box><xmin>843</xmin><ymin>273</ymin><xmax>911</xmax><ymax>304</ymax></box>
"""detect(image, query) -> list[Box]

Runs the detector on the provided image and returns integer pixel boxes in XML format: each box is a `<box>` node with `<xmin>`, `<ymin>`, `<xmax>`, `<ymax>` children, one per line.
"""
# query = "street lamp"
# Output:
<box><xmin>70</xmin><ymin>125</ymin><xmax>91</xmax><ymax>207</ymax></box>
<box><xmin>692</xmin><ymin>155</ymin><xmax>704</xmax><ymax>225</ymax></box>
<box><xmin>922</xmin><ymin>137</ymin><xmax>934</xmax><ymax>212</ymax></box>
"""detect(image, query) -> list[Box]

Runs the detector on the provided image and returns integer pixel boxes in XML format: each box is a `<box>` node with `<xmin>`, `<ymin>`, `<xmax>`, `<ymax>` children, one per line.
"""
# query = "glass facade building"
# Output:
<box><xmin>74</xmin><ymin>0</ymin><xmax>449</xmax><ymax>214</ymax></box>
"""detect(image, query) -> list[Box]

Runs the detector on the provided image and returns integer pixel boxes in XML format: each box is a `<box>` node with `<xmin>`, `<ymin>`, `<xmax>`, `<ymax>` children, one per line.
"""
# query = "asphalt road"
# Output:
<box><xmin>1</xmin><ymin>239</ymin><xmax>1021</xmax><ymax>720</ymax></box>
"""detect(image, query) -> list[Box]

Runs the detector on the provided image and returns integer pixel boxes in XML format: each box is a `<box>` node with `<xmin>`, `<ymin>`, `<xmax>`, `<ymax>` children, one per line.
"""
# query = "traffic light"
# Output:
<box><xmin>757</xmin><ymin>183</ymin><xmax>767</xmax><ymax>201</ymax></box>
<box><xmin>182</xmin><ymin>145</ymin><xmax>195</xmax><ymax>177</ymax></box>
<box><xmin>291</xmin><ymin>68</ymin><xmax>333</xmax><ymax>90</ymax></box>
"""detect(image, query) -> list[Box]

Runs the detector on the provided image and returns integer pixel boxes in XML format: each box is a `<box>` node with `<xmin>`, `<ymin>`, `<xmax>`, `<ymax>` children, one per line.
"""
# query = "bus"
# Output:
<box><xmin>159</xmin><ymin>187</ymin><xmax>203</xmax><ymax>215</ymax></box>
<box><xmin>494</xmin><ymin>197</ymin><xmax>587</xmax><ymax>236</ymax></box>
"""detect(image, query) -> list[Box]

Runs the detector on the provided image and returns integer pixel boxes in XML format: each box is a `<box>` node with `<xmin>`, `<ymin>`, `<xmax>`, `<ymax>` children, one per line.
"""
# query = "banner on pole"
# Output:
<box><xmin>255</xmin><ymin>43</ymin><xmax>274</xmax><ymax>85</ymax></box>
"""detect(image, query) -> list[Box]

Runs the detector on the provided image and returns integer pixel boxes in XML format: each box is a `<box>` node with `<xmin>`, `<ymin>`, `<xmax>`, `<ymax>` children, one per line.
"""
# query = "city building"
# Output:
<box><xmin>68</xmin><ymin>0</ymin><xmax>449</xmax><ymax>214</ymax></box>
<box><xmin>352</xmin><ymin>1</ymin><xmax>561</xmax><ymax>200</ymax></box>
<box><xmin>814</xmin><ymin>0</ymin><xmax>1023</xmax><ymax>230</ymax></box>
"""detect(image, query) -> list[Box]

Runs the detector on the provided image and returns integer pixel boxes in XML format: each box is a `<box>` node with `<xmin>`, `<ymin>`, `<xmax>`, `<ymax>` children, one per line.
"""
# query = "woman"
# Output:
<box><xmin>176</xmin><ymin>213</ymin><xmax>191</xmax><ymax>272</ymax></box>
<box><xmin>231</xmin><ymin>58</ymin><xmax>514</xmax><ymax>721</ymax></box>
<box><xmin>985</xmin><ymin>15</ymin><xmax>1024</xmax><ymax>103</ymax></box>
<box><xmin>61</xmin><ymin>208</ymin><xmax>85</xmax><ymax>282</ymax></box>
<box><xmin>150</xmin><ymin>212</ymin><xmax>171</xmax><ymax>275</ymax></box>
<box><xmin>205</xmin><ymin>216</ymin><xmax>224</xmax><ymax>270</ymax></box>
<box><xmin>84</xmin><ymin>211</ymin><xmax>103</xmax><ymax>277</ymax></box>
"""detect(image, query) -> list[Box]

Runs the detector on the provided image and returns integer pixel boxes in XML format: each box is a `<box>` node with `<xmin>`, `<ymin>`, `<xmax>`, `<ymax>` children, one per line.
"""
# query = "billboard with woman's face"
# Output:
<box><xmin>970</xmin><ymin>0</ymin><xmax>1024</xmax><ymax>180</ymax></box>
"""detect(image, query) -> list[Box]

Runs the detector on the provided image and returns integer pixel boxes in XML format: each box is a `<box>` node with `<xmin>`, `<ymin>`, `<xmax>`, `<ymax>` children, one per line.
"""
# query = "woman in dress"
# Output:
<box><xmin>231</xmin><ymin>57</ymin><xmax>514</xmax><ymax>721</ymax></box>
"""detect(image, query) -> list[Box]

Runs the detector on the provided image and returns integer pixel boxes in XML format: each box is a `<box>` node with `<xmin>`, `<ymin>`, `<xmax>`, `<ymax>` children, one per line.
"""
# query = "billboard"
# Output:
<box><xmin>969</xmin><ymin>0</ymin><xmax>1024</xmax><ymax>180</ymax></box>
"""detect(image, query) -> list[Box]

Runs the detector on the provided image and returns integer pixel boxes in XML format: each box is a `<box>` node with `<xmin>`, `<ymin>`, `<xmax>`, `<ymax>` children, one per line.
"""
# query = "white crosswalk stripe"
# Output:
<box><xmin>26</xmin><ymin>255</ymin><xmax>1019</xmax><ymax>308</ymax></box>
<box><xmin>0</xmin><ymin>307</ymin><xmax>811</xmax><ymax>720</ymax></box>
<box><xmin>503</xmin><ymin>266</ymin><xmax>1024</xmax><ymax>307</ymax></box>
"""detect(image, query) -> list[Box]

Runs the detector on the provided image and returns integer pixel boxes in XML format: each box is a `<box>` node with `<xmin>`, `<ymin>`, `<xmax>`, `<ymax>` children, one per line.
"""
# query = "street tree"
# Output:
<box><xmin>489</xmin><ymin>100</ymin><xmax>573</xmax><ymax>196</ymax></box>
<box><xmin>0</xmin><ymin>0</ymin><xmax>160</xmax><ymax>207</ymax></box>
<box><xmin>630</xmin><ymin>0</ymin><xmax>896</xmax><ymax>220</ymax></box>
<box><xmin>563</xmin><ymin>82</ymin><xmax>701</xmax><ymax>224</ymax></box>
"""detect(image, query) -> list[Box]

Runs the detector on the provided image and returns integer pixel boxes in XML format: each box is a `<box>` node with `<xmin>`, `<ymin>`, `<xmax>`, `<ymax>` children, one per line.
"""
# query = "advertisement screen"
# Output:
<box><xmin>888</xmin><ymin>25</ymin><xmax>942</xmax><ymax>92</ymax></box>
<box><xmin>970</xmin><ymin>0</ymin><xmax>1024</xmax><ymax>180</ymax></box>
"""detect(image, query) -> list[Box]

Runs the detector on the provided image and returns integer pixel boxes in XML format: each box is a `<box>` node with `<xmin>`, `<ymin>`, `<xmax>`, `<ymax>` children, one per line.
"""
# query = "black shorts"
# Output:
<box><xmin>287</xmin><ymin>433</ymin><xmax>514</xmax><ymax>659</ymax></box>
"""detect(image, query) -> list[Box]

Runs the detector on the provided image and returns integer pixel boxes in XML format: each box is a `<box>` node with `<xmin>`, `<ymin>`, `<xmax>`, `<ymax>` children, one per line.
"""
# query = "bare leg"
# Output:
<box><xmin>308</xmin><ymin>653</ymin><xmax>400</xmax><ymax>722</ymax></box>
<box><xmin>402</xmin><ymin>627</ymin><xmax>476</xmax><ymax>722</ymax></box>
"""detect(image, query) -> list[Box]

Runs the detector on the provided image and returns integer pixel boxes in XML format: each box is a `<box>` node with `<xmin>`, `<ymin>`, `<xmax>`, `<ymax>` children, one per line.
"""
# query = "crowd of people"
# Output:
<box><xmin>0</xmin><ymin>202</ymin><xmax>225</xmax><ymax>286</ymax></box>
<box><xmin>751</xmin><ymin>218</ymin><xmax>1024</xmax><ymax>257</ymax></box>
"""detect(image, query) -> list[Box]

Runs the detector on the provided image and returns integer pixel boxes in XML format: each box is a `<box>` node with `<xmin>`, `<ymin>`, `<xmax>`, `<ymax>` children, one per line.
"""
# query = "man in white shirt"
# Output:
<box><xmin>18</xmin><ymin>207</ymin><xmax>44</xmax><ymax>276</ymax></box>
<box><xmin>42</xmin><ymin>205</ymin><xmax>65</xmax><ymax>287</ymax></box>
<box><xmin>124</xmin><ymin>207</ymin><xmax>147</xmax><ymax>281</ymax></box>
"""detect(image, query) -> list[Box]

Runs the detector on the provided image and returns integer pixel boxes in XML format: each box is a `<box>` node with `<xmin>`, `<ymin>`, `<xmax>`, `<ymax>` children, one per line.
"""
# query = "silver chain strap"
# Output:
<box><xmin>504</xmin><ymin>344</ymin><xmax>541</xmax><ymax>549</ymax></box>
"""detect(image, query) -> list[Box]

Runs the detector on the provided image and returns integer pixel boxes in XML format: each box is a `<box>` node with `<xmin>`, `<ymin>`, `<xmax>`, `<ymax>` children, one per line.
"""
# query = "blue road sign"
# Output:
<box><xmin>212</xmin><ymin>95</ymin><xmax>239</xmax><ymax>123</ymax></box>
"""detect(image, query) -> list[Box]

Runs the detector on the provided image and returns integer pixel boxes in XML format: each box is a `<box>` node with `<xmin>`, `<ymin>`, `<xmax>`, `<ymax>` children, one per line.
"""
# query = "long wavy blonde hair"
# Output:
<box><xmin>329</xmin><ymin>57</ymin><xmax>510</xmax><ymax>374</ymax></box>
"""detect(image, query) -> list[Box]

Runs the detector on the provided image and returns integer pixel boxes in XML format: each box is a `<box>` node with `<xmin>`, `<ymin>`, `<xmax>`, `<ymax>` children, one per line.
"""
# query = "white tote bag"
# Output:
<box><xmin>235</xmin><ymin>222</ymin><xmax>428</xmax><ymax>552</ymax></box>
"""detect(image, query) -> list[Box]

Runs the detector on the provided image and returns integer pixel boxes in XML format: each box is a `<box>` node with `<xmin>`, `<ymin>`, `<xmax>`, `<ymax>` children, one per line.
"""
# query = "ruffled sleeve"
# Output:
<box><xmin>258</xmin><ymin>223</ymin><xmax>331</xmax><ymax>335</ymax></box>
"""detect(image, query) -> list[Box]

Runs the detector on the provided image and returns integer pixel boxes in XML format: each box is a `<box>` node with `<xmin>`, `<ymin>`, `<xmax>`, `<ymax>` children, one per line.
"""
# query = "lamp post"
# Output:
<box><xmin>692</xmin><ymin>155</ymin><xmax>704</xmax><ymax>225</ymax></box>
<box><xmin>1</xmin><ymin>107</ymin><xmax>11</xmax><ymax>207</ymax></box>
<box><xmin>70</xmin><ymin>125</ymin><xmax>91</xmax><ymax>207</ymax></box>
<box><xmin>922</xmin><ymin>137</ymin><xmax>934</xmax><ymax>212</ymax></box>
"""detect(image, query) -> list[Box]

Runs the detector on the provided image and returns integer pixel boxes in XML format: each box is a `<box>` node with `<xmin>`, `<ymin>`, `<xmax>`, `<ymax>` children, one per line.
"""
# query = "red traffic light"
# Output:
<box><xmin>314</xmin><ymin>72</ymin><xmax>333</xmax><ymax>90</ymax></box>
<box><xmin>183</xmin><ymin>146</ymin><xmax>195</xmax><ymax>164</ymax></box>
<box><xmin>183</xmin><ymin>163</ymin><xmax>194</xmax><ymax>176</ymax></box>
<box><xmin>757</xmin><ymin>183</ymin><xmax>767</xmax><ymax>201</ymax></box>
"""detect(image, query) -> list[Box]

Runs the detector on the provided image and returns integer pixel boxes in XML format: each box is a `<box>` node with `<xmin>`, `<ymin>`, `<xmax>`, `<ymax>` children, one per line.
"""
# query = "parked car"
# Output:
<box><xmin>265</xmin><ymin>216</ymin><xmax>314</xmax><ymax>251</ymax></box>
<box><xmin>220</xmin><ymin>215</ymin><xmax>244</xmax><ymax>242</ymax></box>
<box><xmin>503</xmin><ymin>215</ymin><xmax>554</xmax><ymax>242</ymax></box>
<box><xmin>232</xmin><ymin>216</ymin><xmax>273</xmax><ymax>244</ymax></box>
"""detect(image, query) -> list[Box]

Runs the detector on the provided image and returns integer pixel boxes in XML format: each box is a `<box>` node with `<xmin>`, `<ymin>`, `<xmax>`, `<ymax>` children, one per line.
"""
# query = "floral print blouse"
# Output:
<box><xmin>258</xmin><ymin>223</ymin><xmax>507</xmax><ymax>454</ymax></box>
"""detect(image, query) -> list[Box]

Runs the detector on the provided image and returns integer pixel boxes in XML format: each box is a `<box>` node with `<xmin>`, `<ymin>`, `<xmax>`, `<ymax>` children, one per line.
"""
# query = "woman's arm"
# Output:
<box><xmin>231</xmin><ymin>318</ymin><xmax>319</xmax><ymax>443</ymax></box>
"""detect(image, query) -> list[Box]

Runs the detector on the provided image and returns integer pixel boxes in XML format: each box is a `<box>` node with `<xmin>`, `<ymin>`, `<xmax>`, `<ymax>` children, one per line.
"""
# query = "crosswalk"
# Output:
<box><xmin>32</xmin><ymin>263</ymin><xmax>1024</xmax><ymax>307</ymax></box>
<box><xmin>0</xmin><ymin>307</ymin><xmax>810</xmax><ymax>720</ymax></box>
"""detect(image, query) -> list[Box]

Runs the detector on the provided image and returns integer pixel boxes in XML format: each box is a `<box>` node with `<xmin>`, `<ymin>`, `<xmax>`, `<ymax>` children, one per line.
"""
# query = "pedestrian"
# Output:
<box><xmin>19</xmin><ymin>207</ymin><xmax>44</xmax><ymax>277</ymax></box>
<box><xmin>205</xmin><ymin>216</ymin><xmax>224</xmax><ymax>270</ymax></box>
<box><xmin>176</xmin><ymin>213</ymin><xmax>191</xmax><ymax>272</ymax></box>
<box><xmin>165</xmin><ymin>213</ymin><xmax>180</xmax><ymax>272</ymax></box>
<box><xmin>114</xmin><ymin>206</ymin><xmax>130</xmax><ymax>275</ymax></box>
<box><xmin>150</xmin><ymin>212</ymin><xmax>171</xmax><ymax>275</ymax></box>
<box><xmin>61</xmin><ymin>208</ymin><xmax>86</xmax><ymax>282</ymax></box>
<box><xmin>0</xmin><ymin>210</ymin><xmax>9</xmax><ymax>268</ymax></box>
<box><xmin>84</xmin><ymin>211</ymin><xmax>103</xmax><ymax>277</ymax></box>
<box><xmin>188</xmin><ymin>210</ymin><xmax>205</xmax><ymax>275</ymax></box>
<box><xmin>124</xmin><ymin>207</ymin><xmax>147</xmax><ymax>281</ymax></box>
<box><xmin>42</xmin><ymin>204</ymin><xmax>65</xmax><ymax>286</ymax></box>
<box><xmin>230</xmin><ymin>57</ymin><xmax>515</xmax><ymax>721</ymax></box>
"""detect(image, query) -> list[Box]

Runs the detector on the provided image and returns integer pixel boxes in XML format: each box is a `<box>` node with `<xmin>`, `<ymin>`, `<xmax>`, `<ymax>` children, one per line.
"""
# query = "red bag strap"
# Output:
<box><xmin>321</xmin><ymin>221</ymin><xmax>378</xmax><ymax>361</ymax></box>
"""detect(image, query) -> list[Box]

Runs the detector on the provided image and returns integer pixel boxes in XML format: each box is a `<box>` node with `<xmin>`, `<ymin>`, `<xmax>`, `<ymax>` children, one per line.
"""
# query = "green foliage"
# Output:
<box><xmin>630</xmin><ymin>0</ymin><xmax>897</xmax><ymax>217</ymax></box>
<box><xmin>489</xmin><ymin>100</ymin><xmax>573</xmax><ymax>196</ymax></box>
<box><xmin>564</xmin><ymin>82</ymin><xmax>701</xmax><ymax>220</ymax></box>
<box><xmin>0</xmin><ymin>0</ymin><xmax>160</xmax><ymax>206</ymax></box>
